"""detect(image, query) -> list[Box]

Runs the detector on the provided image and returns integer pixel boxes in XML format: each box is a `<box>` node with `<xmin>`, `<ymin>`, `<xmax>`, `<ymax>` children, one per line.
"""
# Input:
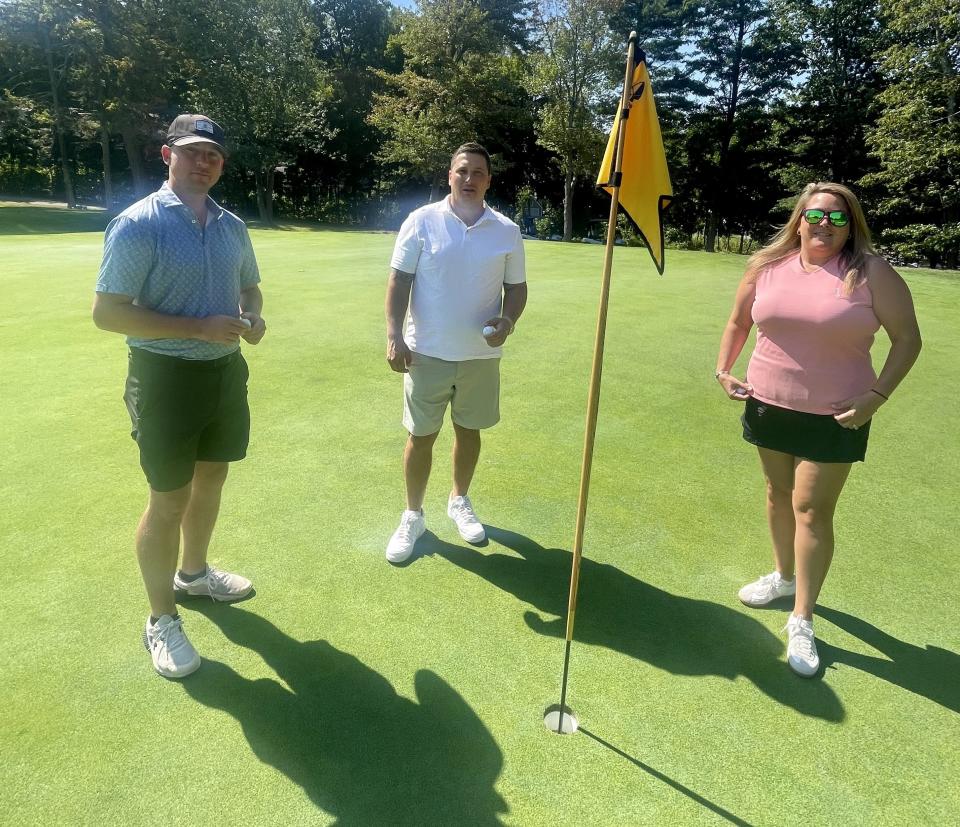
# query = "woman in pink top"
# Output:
<box><xmin>716</xmin><ymin>183</ymin><xmax>922</xmax><ymax>678</ymax></box>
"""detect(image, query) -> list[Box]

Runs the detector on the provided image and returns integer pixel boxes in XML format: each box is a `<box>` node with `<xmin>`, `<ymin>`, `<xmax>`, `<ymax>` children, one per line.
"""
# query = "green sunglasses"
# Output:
<box><xmin>802</xmin><ymin>208</ymin><xmax>849</xmax><ymax>227</ymax></box>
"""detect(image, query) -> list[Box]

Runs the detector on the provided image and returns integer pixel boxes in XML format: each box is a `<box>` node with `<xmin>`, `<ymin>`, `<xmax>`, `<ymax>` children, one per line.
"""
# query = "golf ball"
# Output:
<box><xmin>240</xmin><ymin>317</ymin><xmax>252</xmax><ymax>328</ymax></box>
<box><xmin>482</xmin><ymin>325</ymin><xmax>496</xmax><ymax>337</ymax></box>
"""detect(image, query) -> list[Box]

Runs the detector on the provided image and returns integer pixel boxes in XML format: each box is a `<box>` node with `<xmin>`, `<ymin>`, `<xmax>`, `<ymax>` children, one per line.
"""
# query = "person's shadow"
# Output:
<box><xmin>816</xmin><ymin>605</ymin><xmax>960</xmax><ymax>714</ymax></box>
<box><xmin>417</xmin><ymin>526</ymin><xmax>844</xmax><ymax>722</ymax></box>
<box><xmin>179</xmin><ymin>603</ymin><xmax>507</xmax><ymax>825</ymax></box>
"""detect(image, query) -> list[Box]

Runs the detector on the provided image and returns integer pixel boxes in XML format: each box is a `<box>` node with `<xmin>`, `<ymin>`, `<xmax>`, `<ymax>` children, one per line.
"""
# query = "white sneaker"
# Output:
<box><xmin>386</xmin><ymin>509</ymin><xmax>426</xmax><ymax>564</ymax></box>
<box><xmin>738</xmin><ymin>571</ymin><xmax>796</xmax><ymax>606</ymax></box>
<box><xmin>784</xmin><ymin>613</ymin><xmax>820</xmax><ymax>677</ymax></box>
<box><xmin>447</xmin><ymin>494</ymin><xmax>485</xmax><ymax>543</ymax></box>
<box><xmin>173</xmin><ymin>566</ymin><xmax>253</xmax><ymax>602</ymax></box>
<box><xmin>143</xmin><ymin>614</ymin><xmax>201</xmax><ymax>679</ymax></box>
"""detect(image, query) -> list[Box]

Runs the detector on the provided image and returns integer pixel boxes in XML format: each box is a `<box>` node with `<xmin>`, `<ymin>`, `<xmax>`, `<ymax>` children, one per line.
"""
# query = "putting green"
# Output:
<box><xmin>1</xmin><ymin>204</ymin><xmax>957</xmax><ymax>824</ymax></box>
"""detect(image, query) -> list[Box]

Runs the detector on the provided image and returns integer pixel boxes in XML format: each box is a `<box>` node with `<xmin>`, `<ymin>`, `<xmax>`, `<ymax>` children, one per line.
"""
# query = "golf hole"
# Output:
<box><xmin>543</xmin><ymin>704</ymin><xmax>579</xmax><ymax>735</ymax></box>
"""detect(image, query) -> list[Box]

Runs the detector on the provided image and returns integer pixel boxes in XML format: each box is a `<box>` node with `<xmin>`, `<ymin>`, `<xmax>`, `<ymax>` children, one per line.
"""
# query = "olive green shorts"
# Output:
<box><xmin>124</xmin><ymin>347</ymin><xmax>250</xmax><ymax>491</ymax></box>
<box><xmin>403</xmin><ymin>353</ymin><xmax>500</xmax><ymax>436</ymax></box>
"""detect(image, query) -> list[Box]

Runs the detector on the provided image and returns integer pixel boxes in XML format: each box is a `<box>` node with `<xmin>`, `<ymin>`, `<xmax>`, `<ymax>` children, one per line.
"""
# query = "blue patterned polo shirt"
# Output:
<box><xmin>96</xmin><ymin>182</ymin><xmax>261</xmax><ymax>360</ymax></box>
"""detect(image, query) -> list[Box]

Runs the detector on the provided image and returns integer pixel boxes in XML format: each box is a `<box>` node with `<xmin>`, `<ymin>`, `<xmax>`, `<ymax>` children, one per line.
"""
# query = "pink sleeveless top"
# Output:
<box><xmin>747</xmin><ymin>253</ymin><xmax>880</xmax><ymax>415</ymax></box>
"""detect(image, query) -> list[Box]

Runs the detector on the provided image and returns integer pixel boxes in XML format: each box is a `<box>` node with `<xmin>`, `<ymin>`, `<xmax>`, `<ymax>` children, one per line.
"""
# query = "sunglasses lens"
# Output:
<box><xmin>804</xmin><ymin>209</ymin><xmax>825</xmax><ymax>224</ymax></box>
<box><xmin>829</xmin><ymin>211</ymin><xmax>849</xmax><ymax>227</ymax></box>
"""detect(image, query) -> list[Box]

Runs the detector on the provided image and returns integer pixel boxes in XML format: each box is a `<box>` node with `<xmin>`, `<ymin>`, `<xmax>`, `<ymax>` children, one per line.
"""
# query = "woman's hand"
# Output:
<box><xmin>833</xmin><ymin>391</ymin><xmax>885</xmax><ymax>429</ymax></box>
<box><xmin>717</xmin><ymin>372</ymin><xmax>753</xmax><ymax>401</ymax></box>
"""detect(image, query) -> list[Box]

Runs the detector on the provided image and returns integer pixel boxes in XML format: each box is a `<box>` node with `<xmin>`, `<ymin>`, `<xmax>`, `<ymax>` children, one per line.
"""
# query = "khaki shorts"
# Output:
<box><xmin>403</xmin><ymin>353</ymin><xmax>500</xmax><ymax>436</ymax></box>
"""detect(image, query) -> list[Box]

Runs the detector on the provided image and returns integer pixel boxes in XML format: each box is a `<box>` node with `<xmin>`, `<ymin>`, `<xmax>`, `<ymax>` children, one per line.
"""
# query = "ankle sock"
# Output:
<box><xmin>177</xmin><ymin>568</ymin><xmax>206</xmax><ymax>583</ymax></box>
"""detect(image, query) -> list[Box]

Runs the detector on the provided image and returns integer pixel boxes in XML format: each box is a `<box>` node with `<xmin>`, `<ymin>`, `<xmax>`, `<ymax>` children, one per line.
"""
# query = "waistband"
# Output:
<box><xmin>129</xmin><ymin>347</ymin><xmax>240</xmax><ymax>370</ymax></box>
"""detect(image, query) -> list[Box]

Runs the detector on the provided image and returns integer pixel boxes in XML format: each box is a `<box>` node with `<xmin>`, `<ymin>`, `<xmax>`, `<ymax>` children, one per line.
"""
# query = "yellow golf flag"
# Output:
<box><xmin>597</xmin><ymin>58</ymin><xmax>673</xmax><ymax>274</ymax></box>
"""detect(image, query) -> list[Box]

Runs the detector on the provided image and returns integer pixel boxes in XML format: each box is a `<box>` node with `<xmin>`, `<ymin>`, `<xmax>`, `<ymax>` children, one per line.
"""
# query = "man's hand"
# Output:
<box><xmin>198</xmin><ymin>315</ymin><xmax>250</xmax><ymax>344</ymax></box>
<box><xmin>482</xmin><ymin>316</ymin><xmax>513</xmax><ymax>347</ymax></box>
<box><xmin>240</xmin><ymin>312</ymin><xmax>267</xmax><ymax>345</ymax></box>
<box><xmin>387</xmin><ymin>335</ymin><xmax>412</xmax><ymax>372</ymax></box>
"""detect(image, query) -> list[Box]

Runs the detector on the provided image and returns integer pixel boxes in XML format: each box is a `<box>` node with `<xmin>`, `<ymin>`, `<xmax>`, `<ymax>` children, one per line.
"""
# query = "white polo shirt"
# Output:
<box><xmin>391</xmin><ymin>196</ymin><xmax>526</xmax><ymax>361</ymax></box>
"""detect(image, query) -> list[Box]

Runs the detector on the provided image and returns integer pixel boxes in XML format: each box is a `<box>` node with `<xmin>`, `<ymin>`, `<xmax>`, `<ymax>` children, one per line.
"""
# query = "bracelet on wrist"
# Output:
<box><xmin>715</xmin><ymin>369</ymin><xmax>730</xmax><ymax>379</ymax></box>
<box><xmin>870</xmin><ymin>388</ymin><xmax>889</xmax><ymax>401</ymax></box>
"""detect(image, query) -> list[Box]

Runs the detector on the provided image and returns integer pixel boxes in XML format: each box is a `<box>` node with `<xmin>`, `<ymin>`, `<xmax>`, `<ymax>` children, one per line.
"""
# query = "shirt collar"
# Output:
<box><xmin>158</xmin><ymin>182</ymin><xmax>225</xmax><ymax>221</ymax></box>
<box><xmin>442</xmin><ymin>195</ymin><xmax>493</xmax><ymax>226</ymax></box>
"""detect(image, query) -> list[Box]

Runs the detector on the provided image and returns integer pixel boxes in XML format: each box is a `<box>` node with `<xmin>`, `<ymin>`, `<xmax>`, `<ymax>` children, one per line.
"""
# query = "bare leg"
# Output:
<box><xmin>792</xmin><ymin>459</ymin><xmax>853</xmax><ymax>619</ymax></box>
<box><xmin>757</xmin><ymin>448</ymin><xmax>797</xmax><ymax>579</ymax></box>
<box><xmin>404</xmin><ymin>431</ymin><xmax>440</xmax><ymax>510</ymax></box>
<box><xmin>136</xmin><ymin>483</ymin><xmax>192</xmax><ymax>618</ymax></box>
<box><xmin>180</xmin><ymin>461</ymin><xmax>230</xmax><ymax>575</ymax></box>
<box><xmin>451</xmin><ymin>422</ymin><xmax>481</xmax><ymax>497</ymax></box>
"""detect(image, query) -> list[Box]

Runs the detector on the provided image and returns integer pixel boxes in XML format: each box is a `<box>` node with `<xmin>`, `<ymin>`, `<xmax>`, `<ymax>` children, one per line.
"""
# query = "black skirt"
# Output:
<box><xmin>741</xmin><ymin>396</ymin><xmax>870</xmax><ymax>463</ymax></box>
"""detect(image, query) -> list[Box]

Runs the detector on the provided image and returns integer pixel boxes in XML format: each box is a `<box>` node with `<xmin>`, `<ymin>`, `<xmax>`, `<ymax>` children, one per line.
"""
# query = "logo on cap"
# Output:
<box><xmin>195</xmin><ymin>119</ymin><xmax>215</xmax><ymax>135</ymax></box>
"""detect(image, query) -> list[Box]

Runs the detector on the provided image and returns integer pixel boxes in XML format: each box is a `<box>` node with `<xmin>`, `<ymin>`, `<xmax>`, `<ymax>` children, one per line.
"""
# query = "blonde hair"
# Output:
<box><xmin>746</xmin><ymin>182</ymin><xmax>876</xmax><ymax>294</ymax></box>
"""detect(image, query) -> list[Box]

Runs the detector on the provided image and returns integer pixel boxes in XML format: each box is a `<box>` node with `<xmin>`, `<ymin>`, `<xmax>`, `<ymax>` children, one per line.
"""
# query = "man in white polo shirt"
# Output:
<box><xmin>384</xmin><ymin>142</ymin><xmax>527</xmax><ymax>564</ymax></box>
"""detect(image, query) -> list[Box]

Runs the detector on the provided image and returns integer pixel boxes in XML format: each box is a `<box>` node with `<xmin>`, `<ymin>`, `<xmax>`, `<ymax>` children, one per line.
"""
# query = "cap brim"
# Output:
<box><xmin>169</xmin><ymin>136</ymin><xmax>227</xmax><ymax>155</ymax></box>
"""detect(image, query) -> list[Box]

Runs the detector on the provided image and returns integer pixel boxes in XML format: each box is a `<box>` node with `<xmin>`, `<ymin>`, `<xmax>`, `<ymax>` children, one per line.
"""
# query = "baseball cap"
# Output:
<box><xmin>166</xmin><ymin>114</ymin><xmax>227</xmax><ymax>155</ymax></box>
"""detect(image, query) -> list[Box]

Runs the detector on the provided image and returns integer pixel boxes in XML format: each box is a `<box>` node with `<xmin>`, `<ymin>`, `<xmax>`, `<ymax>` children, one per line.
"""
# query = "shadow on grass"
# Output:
<box><xmin>419</xmin><ymin>526</ymin><xmax>844</xmax><ymax>722</ymax></box>
<box><xmin>816</xmin><ymin>605</ymin><xmax>960</xmax><ymax>714</ymax></box>
<box><xmin>0</xmin><ymin>205</ymin><xmax>112</xmax><ymax>234</ymax></box>
<box><xmin>179</xmin><ymin>603</ymin><xmax>507</xmax><ymax>825</ymax></box>
<box><xmin>579</xmin><ymin>727</ymin><xmax>755</xmax><ymax>827</ymax></box>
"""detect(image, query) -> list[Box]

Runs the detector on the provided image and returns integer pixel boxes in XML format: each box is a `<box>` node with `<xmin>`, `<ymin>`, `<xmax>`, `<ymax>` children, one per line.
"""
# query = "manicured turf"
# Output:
<box><xmin>1</xmin><ymin>201</ymin><xmax>958</xmax><ymax>825</ymax></box>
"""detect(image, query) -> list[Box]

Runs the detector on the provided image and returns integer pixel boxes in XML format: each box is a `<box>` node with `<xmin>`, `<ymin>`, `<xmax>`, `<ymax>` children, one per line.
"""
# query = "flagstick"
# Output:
<box><xmin>547</xmin><ymin>32</ymin><xmax>640</xmax><ymax>736</ymax></box>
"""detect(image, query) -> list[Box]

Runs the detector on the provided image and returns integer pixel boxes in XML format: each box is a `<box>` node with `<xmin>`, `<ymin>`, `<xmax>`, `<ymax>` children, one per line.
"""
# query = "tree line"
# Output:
<box><xmin>1</xmin><ymin>0</ymin><xmax>957</xmax><ymax>267</ymax></box>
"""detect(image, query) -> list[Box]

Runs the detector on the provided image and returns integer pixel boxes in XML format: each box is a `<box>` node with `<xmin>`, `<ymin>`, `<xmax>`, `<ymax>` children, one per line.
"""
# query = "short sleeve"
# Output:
<box><xmin>390</xmin><ymin>213</ymin><xmax>422</xmax><ymax>275</ymax></box>
<box><xmin>96</xmin><ymin>216</ymin><xmax>154</xmax><ymax>297</ymax></box>
<box><xmin>504</xmin><ymin>225</ymin><xmax>526</xmax><ymax>284</ymax></box>
<box><xmin>238</xmin><ymin>226</ymin><xmax>261</xmax><ymax>288</ymax></box>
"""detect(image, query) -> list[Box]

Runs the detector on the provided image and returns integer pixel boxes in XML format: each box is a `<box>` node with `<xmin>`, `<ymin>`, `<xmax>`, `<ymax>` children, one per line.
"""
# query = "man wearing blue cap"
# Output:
<box><xmin>93</xmin><ymin>114</ymin><xmax>266</xmax><ymax>679</ymax></box>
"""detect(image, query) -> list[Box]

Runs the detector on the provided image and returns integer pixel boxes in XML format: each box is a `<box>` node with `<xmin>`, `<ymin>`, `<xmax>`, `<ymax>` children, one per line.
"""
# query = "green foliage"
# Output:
<box><xmin>534</xmin><ymin>199</ymin><xmax>562</xmax><ymax>237</ymax></box>
<box><xmin>526</xmin><ymin>0</ymin><xmax>621</xmax><ymax>240</ymax></box>
<box><xmin>776</xmin><ymin>0</ymin><xmax>887</xmax><ymax>184</ymax></box>
<box><xmin>864</xmin><ymin>0</ymin><xmax>960</xmax><ymax>264</ymax></box>
<box><xmin>878</xmin><ymin>223</ymin><xmax>960</xmax><ymax>269</ymax></box>
<box><xmin>165</xmin><ymin>0</ymin><xmax>333</xmax><ymax>221</ymax></box>
<box><xmin>0</xmin><ymin>0</ymin><xmax>954</xmax><ymax>251</ymax></box>
<box><xmin>368</xmin><ymin>0</ymin><xmax>530</xmax><ymax>195</ymax></box>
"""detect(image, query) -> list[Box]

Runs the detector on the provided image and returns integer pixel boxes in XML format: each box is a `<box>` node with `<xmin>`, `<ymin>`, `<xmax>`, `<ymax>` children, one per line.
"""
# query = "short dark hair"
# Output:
<box><xmin>450</xmin><ymin>142</ymin><xmax>491</xmax><ymax>174</ymax></box>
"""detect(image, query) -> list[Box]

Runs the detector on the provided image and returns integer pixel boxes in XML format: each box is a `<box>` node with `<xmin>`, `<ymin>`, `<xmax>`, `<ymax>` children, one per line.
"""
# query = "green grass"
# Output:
<box><xmin>1</xmin><ymin>203</ymin><xmax>958</xmax><ymax>825</ymax></box>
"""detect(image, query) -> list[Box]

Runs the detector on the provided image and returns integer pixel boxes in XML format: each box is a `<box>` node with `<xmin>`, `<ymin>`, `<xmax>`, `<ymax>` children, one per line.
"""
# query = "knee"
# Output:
<box><xmin>146</xmin><ymin>489</ymin><xmax>191</xmax><ymax>525</ymax></box>
<box><xmin>408</xmin><ymin>432</ymin><xmax>439</xmax><ymax>452</ymax></box>
<box><xmin>793</xmin><ymin>500</ymin><xmax>834</xmax><ymax>532</ymax></box>
<box><xmin>765</xmin><ymin>479</ymin><xmax>792</xmax><ymax>506</ymax></box>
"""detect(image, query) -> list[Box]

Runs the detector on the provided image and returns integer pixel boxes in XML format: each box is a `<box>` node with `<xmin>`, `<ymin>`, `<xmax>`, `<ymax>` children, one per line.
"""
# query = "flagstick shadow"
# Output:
<box><xmin>178</xmin><ymin>603</ymin><xmax>507</xmax><ymax>825</ymax></box>
<box><xmin>578</xmin><ymin>727</ymin><xmax>755</xmax><ymax>827</ymax></box>
<box><xmin>815</xmin><ymin>605</ymin><xmax>960</xmax><ymax>714</ymax></box>
<box><xmin>424</xmin><ymin>525</ymin><xmax>844</xmax><ymax>722</ymax></box>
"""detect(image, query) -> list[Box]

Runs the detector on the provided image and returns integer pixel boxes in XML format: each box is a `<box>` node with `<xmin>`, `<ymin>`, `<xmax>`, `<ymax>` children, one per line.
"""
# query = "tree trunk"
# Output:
<box><xmin>121</xmin><ymin>127</ymin><xmax>149</xmax><ymax>197</ymax></box>
<box><xmin>563</xmin><ymin>170</ymin><xmax>574</xmax><ymax>242</ymax></box>
<box><xmin>704</xmin><ymin>212</ymin><xmax>718</xmax><ymax>253</ymax></box>
<box><xmin>41</xmin><ymin>27</ymin><xmax>75</xmax><ymax>207</ymax></box>
<box><xmin>255</xmin><ymin>167</ymin><xmax>275</xmax><ymax>224</ymax></box>
<box><xmin>428</xmin><ymin>171</ymin><xmax>443</xmax><ymax>204</ymax></box>
<box><xmin>100</xmin><ymin>124</ymin><xmax>113</xmax><ymax>211</ymax></box>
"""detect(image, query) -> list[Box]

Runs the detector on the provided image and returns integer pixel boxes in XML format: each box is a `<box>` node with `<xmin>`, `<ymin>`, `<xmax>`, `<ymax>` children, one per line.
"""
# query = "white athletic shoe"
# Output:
<box><xmin>386</xmin><ymin>509</ymin><xmax>426</xmax><ymax>564</ymax></box>
<box><xmin>173</xmin><ymin>566</ymin><xmax>253</xmax><ymax>602</ymax></box>
<box><xmin>447</xmin><ymin>494</ymin><xmax>485</xmax><ymax>543</ymax></box>
<box><xmin>143</xmin><ymin>614</ymin><xmax>201</xmax><ymax>679</ymax></box>
<box><xmin>784</xmin><ymin>613</ymin><xmax>820</xmax><ymax>677</ymax></box>
<box><xmin>738</xmin><ymin>571</ymin><xmax>796</xmax><ymax>607</ymax></box>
